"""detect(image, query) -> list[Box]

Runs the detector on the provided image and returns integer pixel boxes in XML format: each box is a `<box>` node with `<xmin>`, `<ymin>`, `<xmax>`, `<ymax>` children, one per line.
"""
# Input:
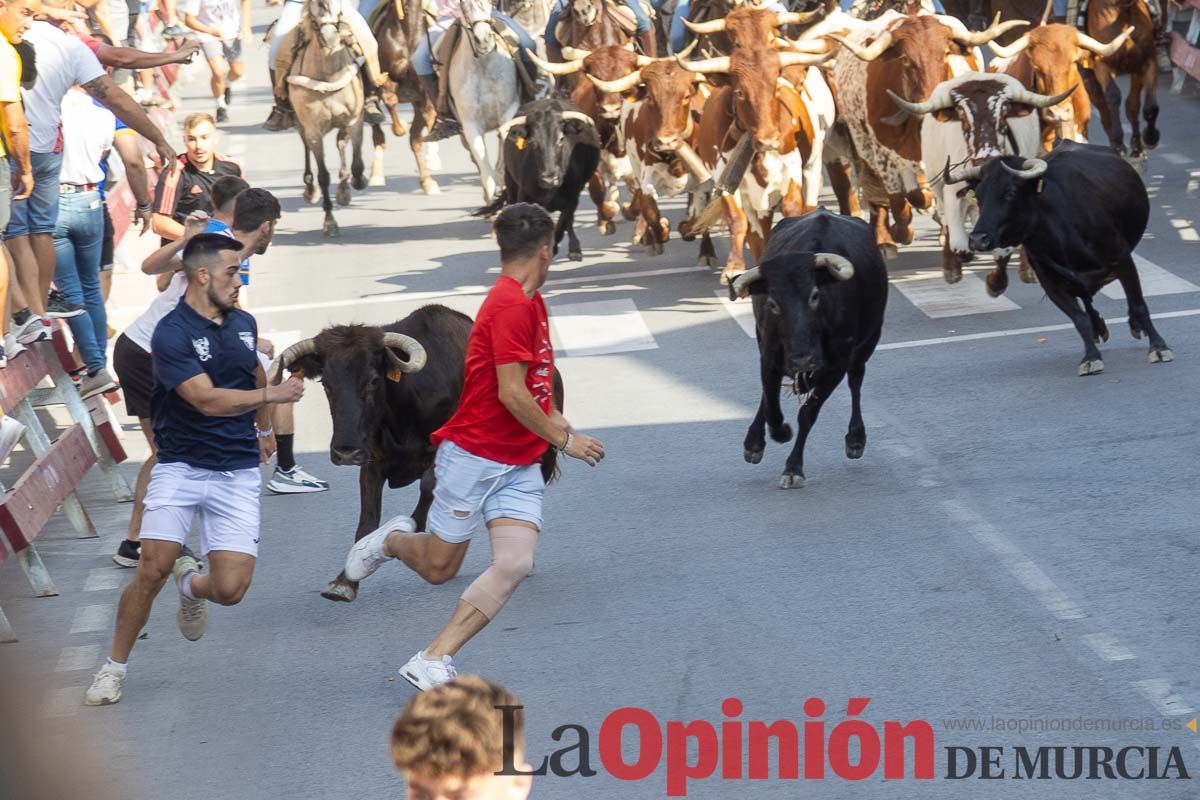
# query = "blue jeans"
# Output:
<box><xmin>53</xmin><ymin>191</ymin><xmax>107</xmax><ymax>375</ymax></box>
<box><xmin>6</xmin><ymin>151</ymin><xmax>63</xmax><ymax>238</ymax></box>
<box><xmin>669</xmin><ymin>0</ymin><xmax>785</xmax><ymax>53</ymax></box>
<box><xmin>414</xmin><ymin>13</ymin><xmax>537</xmax><ymax>76</ymax></box>
<box><xmin>545</xmin><ymin>0</ymin><xmax>651</xmax><ymax>47</ymax></box>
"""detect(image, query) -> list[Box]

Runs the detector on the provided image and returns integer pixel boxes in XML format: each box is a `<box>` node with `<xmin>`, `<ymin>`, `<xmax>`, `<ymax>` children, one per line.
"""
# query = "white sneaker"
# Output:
<box><xmin>399</xmin><ymin>650</ymin><xmax>458</xmax><ymax>691</ymax></box>
<box><xmin>84</xmin><ymin>663</ymin><xmax>126</xmax><ymax>706</ymax></box>
<box><xmin>174</xmin><ymin>554</ymin><xmax>208</xmax><ymax>641</ymax></box>
<box><xmin>13</xmin><ymin>315</ymin><xmax>50</xmax><ymax>345</ymax></box>
<box><xmin>267</xmin><ymin>465</ymin><xmax>330</xmax><ymax>494</ymax></box>
<box><xmin>343</xmin><ymin>514</ymin><xmax>416</xmax><ymax>582</ymax></box>
<box><xmin>4</xmin><ymin>333</ymin><xmax>25</xmax><ymax>361</ymax></box>
<box><xmin>0</xmin><ymin>415</ymin><xmax>26</xmax><ymax>462</ymax></box>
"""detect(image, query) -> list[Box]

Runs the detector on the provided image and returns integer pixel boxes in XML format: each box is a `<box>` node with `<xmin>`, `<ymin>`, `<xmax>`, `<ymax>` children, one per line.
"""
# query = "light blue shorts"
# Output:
<box><xmin>428</xmin><ymin>440</ymin><xmax>545</xmax><ymax>543</ymax></box>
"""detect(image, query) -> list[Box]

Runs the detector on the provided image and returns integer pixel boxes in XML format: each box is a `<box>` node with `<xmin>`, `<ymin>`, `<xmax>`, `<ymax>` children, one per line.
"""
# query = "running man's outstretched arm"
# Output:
<box><xmin>81</xmin><ymin>75</ymin><xmax>177</xmax><ymax>167</ymax></box>
<box><xmin>496</xmin><ymin>362</ymin><xmax>604</xmax><ymax>465</ymax></box>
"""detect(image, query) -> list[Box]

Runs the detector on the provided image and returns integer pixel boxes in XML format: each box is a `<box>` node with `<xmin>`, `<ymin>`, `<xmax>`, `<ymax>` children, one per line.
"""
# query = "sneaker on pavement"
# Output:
<box><xmin>161</xmin><ymin>22</ymin><xmax>188</xmax><ymax>37</ymax></box>
<box><xmin>267</xmin><ymin>465</ymin><xmax>330</xmax><ymax>494</ymax></box>
<box><xmin>173</xmin><ymin>554</ymin><xmax>208</xmax><ymax>641</ymax></box>
<box><xmin>0</xmin><ymin>415</ymin><xmax>25</xmax><ymax>461</ymax></box>
<box><xmin>45</xmin><ymin>290</ymin><xmax>85</xmax><ymax>318</ymax></box>
<box><xmin>216</xmin><ymin>105</ymin><xmax>229</xmax><ymax>123</ymax></box>
<box><xmin>14</xmin><ymin>315</ymin><xmax>50</xmax><ymax>345</ymax></box>
<box><xmin>79</xmin><ymin>368</ymin><xmax>118</xmax><ymax>399</ymax></box>
<box><xmin>4</xmin><ymin>333</ymin><xmax>25</xmax><ymax>361</ymax></box>
<box><xmin>84</xmin><ymin>663</ymin><xmax>126</xmax><ymax>706</ymax></box>
<box><xmin>343</xmin><ymin>514</ymin><xmax>416</xmax><ymax>582</ymax></box>
<box><xmin>399</xmin><ymin>650</ymin><xmax>458</xmax><ymax>691</ymax></box>
<box><xmin>112</xmin><ymin>538</ymin><xmax>141</xmax><ymax>568</ymax></box>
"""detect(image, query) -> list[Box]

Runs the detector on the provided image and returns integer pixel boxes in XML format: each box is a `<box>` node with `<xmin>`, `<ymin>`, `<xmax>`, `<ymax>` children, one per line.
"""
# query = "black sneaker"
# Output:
<box><xmin>46</xmin><ymin>291</ymin><xmax>85</xmax><ymax>319</ymax></box>
<box><xmin>112</xmin><ymin>539</ymin><xmax>140</xmax><ymax>568</ymax></box>
<box><xmin>216</xmin><ymin>105</ymin><xmax>229</xmax><ymax>123</ymax></box>
<box><xmin>262</xmin><ymin>105</ymin><xmax>294</xmax><ymax>132</ymax></box>
<box><xmin>224</xmin><ymin>86</ymin><xmax>232</xmax><ymax>105</ymax></box>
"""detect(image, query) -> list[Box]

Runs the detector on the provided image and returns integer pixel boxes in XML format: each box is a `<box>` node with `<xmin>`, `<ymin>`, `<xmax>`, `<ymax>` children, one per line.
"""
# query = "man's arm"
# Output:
<box><xmin>97</xmin><ymin>39</ymin><xmax>202</xmax><ymax>69</ymax></box>
<box><xmin>240</xmin><ymin>0</ymin><xmax>252</xmax><ymax>40</ymax></box>
<box><xmin>111</xmin><ymin>131</ymin><xmax>152</xmax><ymax>232</ymax></box>
<box><xmin>75</xmin><ymin>0</ymin><xmax>123</xmax><ymax>45</ymax></box>
<box><xmin>80</xmin><ymin>75</ymin><xmax>177</xmax><ymax>168</ymax></box>
<box><xmin>255</xmin><ymin>363</ymin><xmax>277</xmax><ymax>463</ymax></box>
<box><xmin>496</xmin><ymin>362</ymin><xmax>604</xmax><ymax>465</ymax></box>
<box><xmin>142</xmin><ymin>210</ymin><xmax>209</xmax><ymax>274</ymax></box>
<box><xmin>0</xmin><ymin>101</ymin><xmax>32</xmax><ymax>200</ymax></box>
<box><xmin>176</xmin><ymin>372</ymin><xmax>304</xmax><ymax>417</ymax></box>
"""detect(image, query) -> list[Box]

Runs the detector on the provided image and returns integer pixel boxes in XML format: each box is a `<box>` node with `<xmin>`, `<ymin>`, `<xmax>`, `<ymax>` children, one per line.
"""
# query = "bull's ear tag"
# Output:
<box><xmin>387</xmin><ymin>367</ymin><xmax>404</xmax><ymax>383</ymax></box>
<box><xmin>1036</xmin><ymin>178</ymin><xmax>1044</xmax><ymax>194</ymax></box>
<box><xmin>514</xmin><ymin>135</ymin><xmax>526</xmax><ymax>150</ymax></box>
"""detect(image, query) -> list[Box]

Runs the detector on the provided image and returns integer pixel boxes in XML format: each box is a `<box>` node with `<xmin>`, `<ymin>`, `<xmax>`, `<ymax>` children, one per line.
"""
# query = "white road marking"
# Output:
<box><xmin>69</xmin><ymin>604</ymin><xmax>114</xmax><ymax>634</ymax></box>
<box><xmin>877</xmin><ymin>308</ymin><xmax>1200</xmax><ymax>351</ymax></box>
<box><xmin>716</xmin><ymin>291</ymin><xmax>757</xmax><ymax>338</ymax></box>
<box><xmin>1082</xmin><ymin>632</ymin><xmax>1135</xmax><ymax>662</ymax></box>
<box><xmin>1133</xmin><ymin>679</ymin><xmax>1197</xmax><ymax>716</ymax></box>
<box><xmin>1170</xmin><ymin>218</ymin><xmax>1199</xmax><ymax>242</ymax></box>
<box><xmin>55</xmin><ymin>644</ymin><xmax>102</xmax><ymax>672</ymax></box>
<box><xmin>41</xmin><ymin>687</ymin><xmax>83</xmax><ymax>718</ymax></box>
<box><xmin>550</xmin><ymin>299</ymin><xmax>658</xmax><ymax>357</ymax></box>
<box><xmin>83</xmin><ymin>569</ymin><xmax>125</xmax><ymax>592</ymax></box>
<box><xmin>1100</xmin><ymin>255</ymin><xmax>1199</xmax><ymax>299</ymax></box>
<box><xmin>1160</xmin><ymin>152</ymin><xmax>1192</xmax><ymax>165</ymax></box>
<box><xmin>941</xmin><ymin>500</ymin><xmax>1085</xmax><ymax>621</ymax></box>
<box><xmin>893</xmin><ymin>272</ymin><xmax>1020</xmax><ymax>319</ymax></box>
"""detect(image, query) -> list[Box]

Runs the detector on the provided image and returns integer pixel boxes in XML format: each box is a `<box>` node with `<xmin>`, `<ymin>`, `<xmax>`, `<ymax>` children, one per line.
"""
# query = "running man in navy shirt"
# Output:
<box><xmin>85</xmin><ymin>234</ymin><xmax>305</xmax><ymax>707</ymax></box>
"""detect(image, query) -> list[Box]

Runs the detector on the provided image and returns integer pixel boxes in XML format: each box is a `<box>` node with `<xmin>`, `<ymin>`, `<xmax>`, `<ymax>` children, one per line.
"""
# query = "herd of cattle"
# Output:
<box><xmin>271</xmin><ymin>0</ymin><xmax>1178</xmax><ymax>590</ymax></box>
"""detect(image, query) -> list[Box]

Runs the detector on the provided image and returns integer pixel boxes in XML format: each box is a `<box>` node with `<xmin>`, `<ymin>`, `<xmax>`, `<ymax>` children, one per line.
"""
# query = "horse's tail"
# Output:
<box><xmin>473</xmin><ymin>194</ymin><xmax>508</xmax><ymax>219</ymax></box>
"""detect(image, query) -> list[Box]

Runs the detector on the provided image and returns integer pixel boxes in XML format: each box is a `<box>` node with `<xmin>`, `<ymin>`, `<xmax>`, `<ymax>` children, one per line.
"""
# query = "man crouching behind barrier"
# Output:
<box><xmin>339</xmin><ymin>203</ymin><xmax>605</xmax><ymax>692</ymax></box>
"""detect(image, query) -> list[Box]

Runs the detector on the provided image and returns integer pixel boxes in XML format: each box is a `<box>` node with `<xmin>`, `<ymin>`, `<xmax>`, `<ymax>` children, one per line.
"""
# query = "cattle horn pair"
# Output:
<box><xmin>1001</xmin><ymin>158</ymin><xmax>1048</xmax><ymax>180</ymax></box>
<box><xmin>886</xmin><ymin>83</ymin><xmax>1076</xmax><ymax>117</ymax></box>
<box><xmin>268</xmin><ymin>333</ymin><xmax>428</xmax><ymax>384</ymax></box>
<box><xmin>935</xmin><ymin>14</ymin><xmax>1029</xmax><ymax>48</ymax></box>
<box><xmin>731</xmin><ymin>254</ymin><xmax>854</xmax><ymax>297</ymax></box>
<box><xmin>676</xmin><ymin>48</ymin><xmax>832</xmax><ymax>74</ymax></box>
<box><xmin>497</xmin><ymin>115</ymin><xmax>527</xmax><ymax>141</ymax></box>
<box><xmin>827</xmin><ymin>29</ymin><xmax>893</xmax><ymax>61</ymax></box>
<box><xmin>681</xmin><ymin>7</ymin><xmax>821</xmax><ymax>35</ymax></box>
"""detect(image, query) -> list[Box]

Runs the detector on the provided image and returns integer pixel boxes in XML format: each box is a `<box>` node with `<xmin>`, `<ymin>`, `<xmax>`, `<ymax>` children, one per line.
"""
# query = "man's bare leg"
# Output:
<box><xmin>385</xmin><ymin>529</ymin><xmax>471</xmax><ymax>584</ymax></box>
<box><xmin>126</xmin><ymin>419</ymin><xmax>157</xmax><ymax>544</ymax></box>
<box><xmin>30</xmin><ymin>233</ymin><xmax>55</xmax><ymax>307</ymax></box>
<box><xmin>109</xmin><ymin>539</ymin><xmax>179</xmax><ymax>663</ymax></box>
<box><xmin>184</xmin><ymin>551</ymin><xmax>255</xmax><ymax>606</ymax></box>
<box><xmin>7</xmin><ymin>236</ymin><xmax>44</xmax><ymax>316</ymax></box>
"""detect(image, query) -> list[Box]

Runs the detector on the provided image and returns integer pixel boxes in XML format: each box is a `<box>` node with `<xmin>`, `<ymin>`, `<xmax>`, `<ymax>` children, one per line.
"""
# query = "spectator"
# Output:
<box><xmin>181</xmin><ymin>0</ymin><xmax>249</xmax><ymax>123</ymax></box>
<box><xmin>152</xmin><ymin>111</ymin><xmax>240</xmax><ymax>243</ymax></box>
<box><xmin>5</xmin><ymin>16</ymin><xmax>175</xmax><ymax>347</ymax></box>
<box><xmin>0</xmin><ymin>0</ymin><xmax>34</xmax><ymax>367</ymax></box>
<box><xmin>390</xmin><ymin>676</ymin><xmax>534</xmax><ymax>800</ymax></box>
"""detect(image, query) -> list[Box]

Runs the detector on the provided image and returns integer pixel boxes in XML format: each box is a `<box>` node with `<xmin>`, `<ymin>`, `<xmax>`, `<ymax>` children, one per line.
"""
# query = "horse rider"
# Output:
<box><xmin>544</xmin><ymin>0</ymin><xmax>655</xmax><ymax>59</ymax></box>
<box><xmin>416</xmin><ymin>0</ymin><xmax>540</xmax><ymax>141</ymax></box>
<box><xmin>264</xmin><ymin>0</ymin><xmax>388</xmax><ymax>131</ymax></box>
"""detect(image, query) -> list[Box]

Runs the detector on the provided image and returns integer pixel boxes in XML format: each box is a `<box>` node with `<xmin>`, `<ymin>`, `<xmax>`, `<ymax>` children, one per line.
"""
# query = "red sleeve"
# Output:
<box><xmin>490</xmin><ymin>302</ymin><xmax>536</xmax><ymax>365</ymax></box>
<box><xmin>78</xmin><ymin>33</ymin><xmax>102</xmax><ymax>56</ymax></box>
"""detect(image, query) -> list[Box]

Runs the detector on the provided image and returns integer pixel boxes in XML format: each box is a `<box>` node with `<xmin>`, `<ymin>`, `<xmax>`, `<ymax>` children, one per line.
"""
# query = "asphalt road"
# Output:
<box><xmin>2</xmin><ymin>8</ymin><xmax>1199</xmax><ymax>799</ymax></box>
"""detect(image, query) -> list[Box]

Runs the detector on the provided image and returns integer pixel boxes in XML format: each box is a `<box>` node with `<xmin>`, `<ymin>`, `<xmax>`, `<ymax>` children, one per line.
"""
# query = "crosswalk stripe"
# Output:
<box><xmin>716</xmin><ymin>291</ymin><xmax>757</xmax><ymax>338</ymax></box>
<box><xmin>893</xmin><ymin>271</ymin><xmax>1020</xmax><ymax>319</ymax></box>
<box><xmin>1100</xmin><ymin>255</ymin><xmax>1199</xmax><ymax>300</ymax></box>
<box><xmin>550</xmin><ymin>299</ymin><xmax>658</xmax><ymax>357</ymax></box>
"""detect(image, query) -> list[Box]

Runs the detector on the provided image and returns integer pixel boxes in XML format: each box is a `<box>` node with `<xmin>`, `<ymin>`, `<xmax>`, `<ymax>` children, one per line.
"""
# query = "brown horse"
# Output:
<box><xmin>369</xmin><ymin>0</ymin><xmax>440</xmax><ymax>193</ymax></box>
<box><xmin>549</xmin><ymin>0</ymin><xmax>654</xmax><ymax>61</ymax></box>
<box><xmin>1081</xmin><ymin>0</ymin><xmax>1160</xmax><ymax>156</ymax></box>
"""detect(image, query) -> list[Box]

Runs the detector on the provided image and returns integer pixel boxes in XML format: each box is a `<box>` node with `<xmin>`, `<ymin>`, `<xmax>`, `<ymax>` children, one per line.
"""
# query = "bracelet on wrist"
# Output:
<box><xmin>559</xmin><ymin>432</ymin><xmax>573</xmax><ymax>453</ymax></box>
<box><xmin>257</xmin><ymin>428</ymin><xmax>274</xmax><ymax>439</ymax></box>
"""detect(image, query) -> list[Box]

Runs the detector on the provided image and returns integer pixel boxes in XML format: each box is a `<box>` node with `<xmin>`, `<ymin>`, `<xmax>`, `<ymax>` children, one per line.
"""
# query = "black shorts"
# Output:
<box><xmin>113</xmin><ymin>334</ymin><xmax>153</xmax><ymax>419</ymax></box>
<box><xmin>100</xmin><ymin>203</ymin><xmax>114</xmax><ymax>271</ymax></box>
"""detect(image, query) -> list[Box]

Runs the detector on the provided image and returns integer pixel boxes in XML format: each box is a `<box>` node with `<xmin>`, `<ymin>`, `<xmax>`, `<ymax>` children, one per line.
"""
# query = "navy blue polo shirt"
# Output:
<box><xmin>150</xmin><ymin>298</ymin><xmax>261</xmax><ymax>472</ymax></box>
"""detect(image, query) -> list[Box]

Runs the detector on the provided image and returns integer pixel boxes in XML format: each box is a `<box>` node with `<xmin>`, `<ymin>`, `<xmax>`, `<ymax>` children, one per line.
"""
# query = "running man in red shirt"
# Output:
<box><xmin>343</xmin><ymin>203</ymin><xmax>604</xmax><ymax>690</ymax></box>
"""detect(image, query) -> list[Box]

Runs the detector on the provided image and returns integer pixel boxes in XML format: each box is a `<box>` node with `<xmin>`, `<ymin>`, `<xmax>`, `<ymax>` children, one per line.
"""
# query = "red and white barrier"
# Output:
<box><xmin>1170</xmin><ymin>0</ymin><xmax>1200</xmax><ymax>93</ymax></box>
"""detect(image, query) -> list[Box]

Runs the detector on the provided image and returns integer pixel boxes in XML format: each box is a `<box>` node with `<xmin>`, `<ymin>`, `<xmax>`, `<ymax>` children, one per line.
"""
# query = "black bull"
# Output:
<box><xmin>732</xmin><ymin>209</ymin><xmax>888</xmax><ymax>489</ymax></box>
<box><xmin>271</xmin><ymin>304</ymin><xmax>563</xmax><ymax>602</ymax></box>
<box><xmin>476</xmin><ymin>97</ymin><xmax>602</xmax><ymax>261</ymax></box>
<box><xmin>966</xmin><ymin>141</ymin><xmax>1173</xmax><ymax>376</ymax></box>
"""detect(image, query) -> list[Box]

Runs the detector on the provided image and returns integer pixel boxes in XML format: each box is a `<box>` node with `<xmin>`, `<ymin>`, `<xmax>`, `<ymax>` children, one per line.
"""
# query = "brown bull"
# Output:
<box><xmin>988</xmin><ymin>22</ymin><xmax>1132</xmax><ymax>151</ymax></box>
<box><xmin>1081</xmin><ymin>0</ymin><xmax>1161</xmax><ymax>157</ymax></box>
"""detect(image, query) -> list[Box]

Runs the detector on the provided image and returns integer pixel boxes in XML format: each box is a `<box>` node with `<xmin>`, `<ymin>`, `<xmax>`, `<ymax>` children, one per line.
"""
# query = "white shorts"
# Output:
<box><xmin>140</xmin><ymin>462</ymin><xmax>262</xmax><ymax>557</ymax></box>
<box><xmin>428</xmin><ymin>441</ymin><xmax>545</xmax><ymax>544</ymax></box>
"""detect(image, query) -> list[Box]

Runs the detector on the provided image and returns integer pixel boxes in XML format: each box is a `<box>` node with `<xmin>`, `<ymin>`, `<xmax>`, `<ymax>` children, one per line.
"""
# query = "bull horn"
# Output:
<box><xmin>885</xmin><ymin>88</ymin><xmax>946</xmax><ymax>116</ymax></box>
<box><xmin>497</xmin><ymin>114</ymin><xmax>527</xmax><ymax>140</ymax></box>
<box><xmin>586</xmin><ymin>68</ymin><xmax>643</xmax><ymax>94</ymax></box>
<box><xmin>827</xmin><ymin>29</ymin><xmax>893</xmax><ymax>62</ymax></box>
<box><xmin>269</xmin><ymin>337</ymin><xmax>318</xmax><ymax>384</ymax></box>
<box><xmin>1007</xmin><ymin>83</ymin><xmax>1076</xmax><ymax>108</ymax></box>
<box><xmin>780</xmin><ymin>36</ymin><xmax>831</xmax><ymax>54</ymax></box>
<box><xmin>676</xmin><ymin>54</ymin><xmax>731</xmax><ymax>74</ymax></box>
<box><xmin>1039</xmin><ymin>0</ymin><xmax>1053</xmax><ymax>25</ymax></box>
<box><xmin>561</xmin><ymin>46</ymin><xmax>593</xmax><ymax>61</ymax></box>
<box><xmin>779</xmin><ymin>49</ymin><xmax>835</xmax><ymax>67</ymax></box>
<box><xmin>987</xmin><ymin>33</ymin><xmax>1030</xmax><ymax>59</ymax></box>
<box><xmin>814</xmin><ymin>253</ymin><xmax>854</xmax><ymax>280</ymax></box>
<box><xmin>682</xmin><ymin>16</ymin><xmax>726</xmax><ymax>35</ymax></box>
<box><xmin>560</xmin><ymin>110</ymin><xmax>598</xmax><ymax>126</ymax></box>
<box><xmin>945</xmin><ymin>163</ymin><xmax>982</xmax><ymax>184</ymax></box>
<box><xmin>382</xmin><ymin>333</ymin><xmax>427</xmax><ymax>373</ymax></box>
<box><xmin>1076</xmin><ymin>25</ymin><xmax>1134</xmax><ymax>58</ymax></box>
<box><xmin>942</xmin><ymin>14</ymin><xmax>1029</xmax><ymax>47</ymax></box>
<box><xmin>636</xmin><ymin>54</ymin><xmax>655</xmax><ymax>66</ymax></box>
<box><xmin>731</xmin><ymin>267</ymin><xmax>762</xmax><ymax>298</ymax></box>
<box><xmin>774</xmin><ymin>9</ymin><xmax>822</xmax><ymax>27</ymax></box>
<box><xmin>527</xmin><ymin>49</ymin><xmax>585</xmax><ymax>76</ymax></box>
<box><xmin>1000</xmin><ymin>158</ymin><xmax>1047</xmax><ymax>180</ymax></box>
<box><xmin>674</xmin><ymin>39</ymin><xmax>699</xmax><ymax>59</ymax></box>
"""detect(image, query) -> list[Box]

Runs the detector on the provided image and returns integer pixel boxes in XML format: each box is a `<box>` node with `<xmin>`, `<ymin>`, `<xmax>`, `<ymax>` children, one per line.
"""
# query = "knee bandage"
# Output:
<box><xmin>460</xmin><ymin>525</ymin><xmax>537</xmax><ymax>620</ymax></box>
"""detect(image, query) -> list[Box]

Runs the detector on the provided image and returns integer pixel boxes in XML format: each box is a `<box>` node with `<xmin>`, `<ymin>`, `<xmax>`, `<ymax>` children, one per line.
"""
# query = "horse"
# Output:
<box><xmin>286</xmin><ymin>0</ymin><xmax>369</xmax><ymax>236</ymax></box>
<box><xmin>368</xmin><ymin>0</ymin><xmax>440</xmax><ymax>193</ymax></box>
<box><xmin>550</xmin><ymin>0</ymin><xmax>644</xmax><ymax>61</ymax></box>
<box><xmin>448</xmin><ymin>0</ymin><xmax>523</xmax><ymax>203</ymax></box>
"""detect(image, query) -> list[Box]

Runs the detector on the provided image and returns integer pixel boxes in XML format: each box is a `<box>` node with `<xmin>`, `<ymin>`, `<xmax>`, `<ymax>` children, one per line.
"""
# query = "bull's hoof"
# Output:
<box><xmin>621</xmin><ymin>203</ymin><xmax>638</xmax><ymax>222</ymax></box>
<box><xmin>304</xmin><ymin>184</ymin><xmax>319</xmax><ymax>205</ymax></box>
<box><xmin>1144</xmin><ymin>127</ymin><xmax>1160</xmax><ymax>149</ymax></box>
<box><xmin>890</xmin><ymin>226</ymin><xmax>915</xmax><ymax>246</ymax></box>
<box><xmin>352</xmin><ymin>174</ymin><xmax>369</xmax><ymax>191</ymax></box>
<box><xmin>420</xmin><ymin>178</ymin><xmax>441</xmax><ymax>195</ymax></box>
<box><xmin>769</xmin><ymin>422</ymin><xmax>793</xmax><ymax>443</ymax></box>
<box><xmin>697</xmin><ymin>253</ymin><xmax>718</xmax><ymax>267</ymax></box>
<box><xmin>1149</xmin><ymin>346</ymin><xmax>1174</xmax><ymax>364</ymax></box>
<box><xmin>879</xmin><ymin>243</ymin><xmax>899</xmax><ymax>261</ymax></box>
<box><xmin>942</xmin><ymin>265</ymin><xmax>963</xmax><ymax>285</ymax></box>
<box><xmin>644</xmin><ymin>241</ymin><xmax>663</xmax><ymax>256</ymax></box>
<box><xmin>744</xmin><ymin>448</ymin><xmax>764</xmax><ymax>464</ymax></box>
<box><xmin>985</xmin><ymin>271</ymin><xmax>1008</xmax><ymax>298</ymax></box>
<box><xmin>719</xmin><ymin>267</ymin><xmax>744</xmax><ymax>286</ymax></box>
<box><xmin>1129</xmin><ymin>320</ymin><xmax>1144</xmax><ymax>340</ymax></box>
<box><xmin>323</xmin><ymin>218</ymin><xmax>340</xmax><ymax>238</ymax></box>
<box><xmin>368</xmin><ymin>173</ymin><xmax>386</xmax><ymax>187</ymax></box>
<box><xmin>1094</xmin><ymin>320</ymin><xmax>1110</xmax><ymax>344</ymax></box>
<box><xmin>779</xmin><ymin>472</ymin><xmax>805</xmax><ymax>489</ymax></box>
<box><xmin>321</xmin><ymin>581</ymin><xmax>357</xmax><ymax>602</ymax></box>
<box><xmin>678</xmin><ymin>220</ymin><xmax>697</xmax><ymax>241</ymax></box>
<box><xmin>598</xmin><ymin>219</ymin><xmax>616</xmax><ymax>236</ymax></box>
<box><xmin>568</xmin><ymin>249</ymin><xmax>583</xmax><ymax>262</ymax></box>
<box><xmin>1078</xmin><ymin>358</ymin><xmax>1105</xmax><ymax>377</ymax></box>
<box><xmin>336</xmin><ymin>183</ymin><xmax>352</xmax><ymax>206</ymax></box>
<box><xmin>845</xmin><ymin>438</ymin><xmax>865</xmax><ymax>459</ymax></box>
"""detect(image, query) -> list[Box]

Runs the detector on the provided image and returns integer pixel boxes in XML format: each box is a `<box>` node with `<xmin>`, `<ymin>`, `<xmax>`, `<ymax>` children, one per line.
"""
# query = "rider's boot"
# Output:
<box><xmin>361</xmin><ymin>70</ymin><xmax>388</xmax><ymax>126</ymax></box>
<box><xmin>419</xmin><ymin>72</ymin><xmax>461</xmax><ymax>142</ymax></box>
<box><xmin>263</xmin><ymin>70</ymin><xmax>296</xmax><ymax>132</ymax></box>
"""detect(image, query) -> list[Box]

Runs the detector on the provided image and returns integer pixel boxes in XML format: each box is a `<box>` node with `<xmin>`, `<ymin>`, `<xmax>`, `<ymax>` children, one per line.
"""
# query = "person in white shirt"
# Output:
<box><xmin>181</xmin><ymin>0</ymin><xmax>250</xmax><ymax>122</ymax></box>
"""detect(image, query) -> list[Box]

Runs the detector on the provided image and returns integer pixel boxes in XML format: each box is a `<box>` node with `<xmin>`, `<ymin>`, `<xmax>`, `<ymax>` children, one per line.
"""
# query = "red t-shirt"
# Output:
<box><xmin>432</xmin><ymin>276</ymin><xmax>554</xmax><ymax>465</ymax></box>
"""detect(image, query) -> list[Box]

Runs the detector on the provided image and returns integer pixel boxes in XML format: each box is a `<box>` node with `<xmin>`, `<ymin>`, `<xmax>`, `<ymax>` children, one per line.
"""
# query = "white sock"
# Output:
<box><xmin>216</xmin><ymin>97</ymin><xmax>228</xmax><ymax>108</ymax></box>
<box><xmin>180</xmin><ymin>571</ymin><xmax>198</xmax><ymax>600</ymax></box>
<box><xmin>105</xmin><ymin>657</ymin><xmax>127</xmax><ymax>673</ymax></box>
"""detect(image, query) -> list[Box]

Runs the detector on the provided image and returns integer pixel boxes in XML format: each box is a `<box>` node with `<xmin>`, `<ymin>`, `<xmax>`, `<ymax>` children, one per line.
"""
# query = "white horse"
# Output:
<box><xmin>447</xmin><ymin>0</ymin><xmax>522</xmax><ymax>203</ymax></box>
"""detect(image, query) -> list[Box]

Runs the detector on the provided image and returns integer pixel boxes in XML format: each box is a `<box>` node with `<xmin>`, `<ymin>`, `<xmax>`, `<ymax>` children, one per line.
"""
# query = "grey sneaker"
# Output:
<box><xmin>161</xmin><ymin>22</ymin><xmax>188</xmax><ymax>37</ymax></box>
<box><xmin>84</xmin><ymin>662</ymin><xmax>126</xmax><ymax>706</ymax></box>
<box><xmin>79</xmin><ymin>368</ymin><xmax>118</xmax><ymax>399</ymax></box>
<box><xmin>46</xmin><ymin>290</ymin><xmax>85</xmax><ymax>318</ymax></box>
<box><xmin>399</xmin><ymin>650</ymin><xmax>458</xmax><ymax>691</ymax></box>
<box><xmin>174</xmin><ymin>554</ymin><xmax>208</xmax><ymax>641</ymax></box>
<box><xmin>267</xmin><ymin>465</ymin><xmax>329</xmax><ymax>494</ymax></box>
<box><xmin>343</xmin><ymin>514</ymin><xmax>416</xmax><ymax>582</ymax></box>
